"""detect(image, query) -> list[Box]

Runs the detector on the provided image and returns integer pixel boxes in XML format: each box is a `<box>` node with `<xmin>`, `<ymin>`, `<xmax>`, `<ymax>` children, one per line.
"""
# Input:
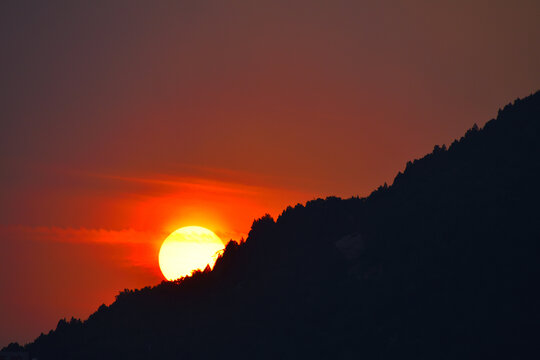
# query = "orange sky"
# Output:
<box><xmin>0</xmin><ymin>164</ymin><xmax>314</xmax><ymax>345</ymax></box>
<box><xmin>1</xmin><ymin>0</ymin><xmax>539</xmax><ymax>346</ymax></box>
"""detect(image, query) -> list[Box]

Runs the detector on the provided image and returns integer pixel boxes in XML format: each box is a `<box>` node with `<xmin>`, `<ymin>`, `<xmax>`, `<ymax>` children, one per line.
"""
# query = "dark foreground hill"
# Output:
<box><xmin>5</xmin><ymin>91</ymin><xmax>540</xmax><ymax>359</ymax></box>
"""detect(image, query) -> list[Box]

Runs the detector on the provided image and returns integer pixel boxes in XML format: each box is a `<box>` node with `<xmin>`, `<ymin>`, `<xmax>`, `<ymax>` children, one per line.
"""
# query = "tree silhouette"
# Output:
<box><xmin>4</xmin><ymin>90</ymin><xmax>540</xmax><ymax>359</ymax></box>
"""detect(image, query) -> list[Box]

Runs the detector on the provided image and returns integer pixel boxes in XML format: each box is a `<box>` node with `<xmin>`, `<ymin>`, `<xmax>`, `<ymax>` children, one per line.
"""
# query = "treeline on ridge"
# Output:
<box><xmin>3</xmin><ymin>91</ymin><xmax>540</xmax><ymax>359</ymax></box>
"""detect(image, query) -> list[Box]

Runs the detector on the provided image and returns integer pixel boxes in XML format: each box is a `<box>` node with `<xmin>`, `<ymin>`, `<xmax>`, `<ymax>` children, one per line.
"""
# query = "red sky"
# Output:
<box><xmin>1</xmin><ymin>0</ymin><xmax>539</xmax><ymax>346</ymax></box>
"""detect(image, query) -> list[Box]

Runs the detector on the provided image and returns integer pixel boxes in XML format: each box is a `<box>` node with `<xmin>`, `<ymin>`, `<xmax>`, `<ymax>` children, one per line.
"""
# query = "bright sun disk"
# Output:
<box><xmin>158</xmin><ymin>226</ymin><xmax>225</xmax><ymax>281</ymax></box>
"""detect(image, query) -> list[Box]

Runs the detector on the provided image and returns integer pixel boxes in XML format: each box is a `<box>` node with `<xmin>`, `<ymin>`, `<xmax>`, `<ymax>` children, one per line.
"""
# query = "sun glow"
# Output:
<box><xmin>158</xmin><ymin>226</ymin><xmax>225</xmax><ymax>281</ymax></box>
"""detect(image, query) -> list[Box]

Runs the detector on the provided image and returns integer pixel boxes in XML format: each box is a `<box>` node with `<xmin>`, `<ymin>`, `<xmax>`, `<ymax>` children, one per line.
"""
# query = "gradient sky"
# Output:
<box><xmin>1</xmin><ymin>0</ymin><xmax>539</xmax><ymax>346</ymax></box>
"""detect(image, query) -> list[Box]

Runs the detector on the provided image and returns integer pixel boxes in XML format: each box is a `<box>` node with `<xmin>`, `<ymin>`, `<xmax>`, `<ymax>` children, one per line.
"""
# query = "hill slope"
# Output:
<box><xmin>6</xmin><ymin>91</ymin><xmax>540</xmax><ymax>359</ymax></box>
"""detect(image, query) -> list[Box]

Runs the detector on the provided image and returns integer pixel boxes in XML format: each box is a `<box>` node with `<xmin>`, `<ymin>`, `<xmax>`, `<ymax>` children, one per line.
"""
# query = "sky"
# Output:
<box><xmin>1</xmin><ymin>0</ymin><xmax>539</xmax><ymax>346</ymax></box>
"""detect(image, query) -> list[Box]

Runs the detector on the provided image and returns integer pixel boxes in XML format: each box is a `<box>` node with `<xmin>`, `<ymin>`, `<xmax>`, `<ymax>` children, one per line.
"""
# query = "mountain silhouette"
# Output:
<box><xmin>4</xmin><ymin>91</ymin><xmax>540</xmax><ymax>359</ymax></box>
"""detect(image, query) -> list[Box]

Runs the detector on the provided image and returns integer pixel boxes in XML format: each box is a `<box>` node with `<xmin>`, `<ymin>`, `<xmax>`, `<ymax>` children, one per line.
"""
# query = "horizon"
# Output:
<box><xmin>1</xmin><ymin>0</ymin><xmax>539</xmax><ymax>349</ymax></box>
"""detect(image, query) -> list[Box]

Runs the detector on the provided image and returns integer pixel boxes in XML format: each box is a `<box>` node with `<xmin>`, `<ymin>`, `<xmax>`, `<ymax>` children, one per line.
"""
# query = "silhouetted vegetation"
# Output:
<box><xmin>4</xmin><ymin>91</ymin><xmax>540</xmax><ymax>359</ymax></box>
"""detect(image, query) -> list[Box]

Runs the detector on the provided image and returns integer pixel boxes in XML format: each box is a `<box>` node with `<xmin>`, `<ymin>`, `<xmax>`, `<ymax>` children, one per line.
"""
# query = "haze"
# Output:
<box><xmin>1</xmin><ymin>0</ymin><xmax>539</xmax><ymax>346</ymax></box>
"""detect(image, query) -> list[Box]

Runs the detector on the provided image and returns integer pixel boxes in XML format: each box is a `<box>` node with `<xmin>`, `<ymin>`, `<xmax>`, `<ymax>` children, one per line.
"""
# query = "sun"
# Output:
<box><xmin>158</xmin><ymin>226</ymin><xmax>225</xmax><ymax>281</ymax></box>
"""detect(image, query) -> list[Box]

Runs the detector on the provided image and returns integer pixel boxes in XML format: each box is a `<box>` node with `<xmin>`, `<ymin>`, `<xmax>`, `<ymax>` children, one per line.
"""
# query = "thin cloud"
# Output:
<box><xmin>0</xmin><ymin>225</ymin><xmax>163</xmax><ymax>270</ymax></box>
<box><xmin>0</xmin><ymin>225</ymin><xmax>163</xmax><ymax>245</ymax></box>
